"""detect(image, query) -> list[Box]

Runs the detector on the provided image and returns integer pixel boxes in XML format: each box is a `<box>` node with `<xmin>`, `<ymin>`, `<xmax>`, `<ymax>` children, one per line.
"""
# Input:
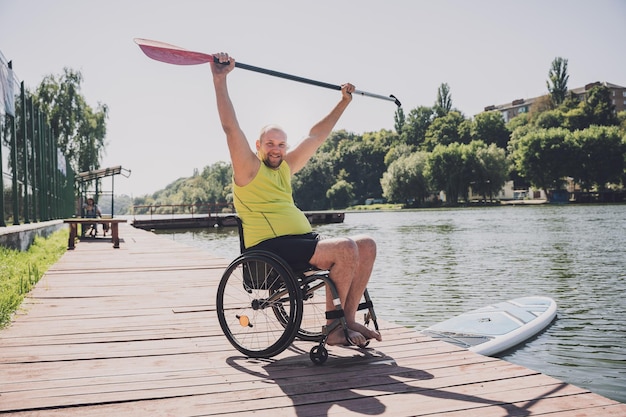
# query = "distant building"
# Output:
<box><xmin>484</xmin><ymin>81</ymin><xmax>626</xmax><ymax>122</ymax></box>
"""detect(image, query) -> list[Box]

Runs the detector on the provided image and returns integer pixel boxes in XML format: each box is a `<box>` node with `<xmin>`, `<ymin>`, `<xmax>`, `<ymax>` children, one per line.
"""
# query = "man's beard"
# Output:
<box><xmin>262</xmin><ymin>155</ymin><xmax>282</xmax><ymax>169</ymax></box>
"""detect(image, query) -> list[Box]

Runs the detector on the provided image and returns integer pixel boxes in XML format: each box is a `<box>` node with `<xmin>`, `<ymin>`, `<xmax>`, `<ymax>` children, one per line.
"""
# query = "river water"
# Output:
<box><xmin>154</xmin><ymin>204</ymin><xmax>626</xmax><ymax>403</ymax></box>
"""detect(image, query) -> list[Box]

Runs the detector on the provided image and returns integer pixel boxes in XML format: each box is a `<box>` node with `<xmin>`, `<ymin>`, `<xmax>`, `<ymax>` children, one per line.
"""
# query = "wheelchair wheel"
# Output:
<box><xmin>216</xmin><ymin>252</ymin><xmax>303</xmax><ymax>358</ymax></box>
<box><xmin>309</xmin><ymin>344</ymin><xmax>328</xmax><ymax>365</ymax></box>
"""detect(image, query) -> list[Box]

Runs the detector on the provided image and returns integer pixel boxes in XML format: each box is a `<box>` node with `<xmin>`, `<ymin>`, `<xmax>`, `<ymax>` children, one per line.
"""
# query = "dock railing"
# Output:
<box><xmin>132</xmin><ymin>203</ymin><xmax>233</xmax><ymax>221</ymax></box>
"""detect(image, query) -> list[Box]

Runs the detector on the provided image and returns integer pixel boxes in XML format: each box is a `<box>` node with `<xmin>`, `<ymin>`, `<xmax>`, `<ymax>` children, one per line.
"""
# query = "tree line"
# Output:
<box><xmin>138</xmin><ymin>75</ymin><xmax>625</xmax><ymax>212</ymax></box>
<box><xmin>26</xmin><ymin>58</ymin><xmax>626</xmax><ymax>213</ymax></box>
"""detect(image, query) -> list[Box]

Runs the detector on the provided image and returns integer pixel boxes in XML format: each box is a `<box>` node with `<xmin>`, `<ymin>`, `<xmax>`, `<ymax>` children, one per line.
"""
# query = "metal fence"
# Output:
<box><xmin>1</xmin><ymin>51</ymin><xmax>74</xmax><ymax>227</ymax></box>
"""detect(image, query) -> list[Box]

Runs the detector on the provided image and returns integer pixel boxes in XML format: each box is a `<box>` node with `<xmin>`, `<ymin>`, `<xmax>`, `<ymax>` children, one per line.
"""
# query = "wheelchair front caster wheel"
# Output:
<box><xmin>310</xmin><ymin>345</ymin><xmax>328</xmax><ymax>365</ymax></box>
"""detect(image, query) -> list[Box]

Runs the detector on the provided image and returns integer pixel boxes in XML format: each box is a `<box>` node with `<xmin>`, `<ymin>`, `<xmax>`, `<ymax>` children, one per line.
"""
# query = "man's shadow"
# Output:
<box><xmin>226</xmin><ymin>345</ymin><xmax>536</xmax><ymax>416</ymax></box>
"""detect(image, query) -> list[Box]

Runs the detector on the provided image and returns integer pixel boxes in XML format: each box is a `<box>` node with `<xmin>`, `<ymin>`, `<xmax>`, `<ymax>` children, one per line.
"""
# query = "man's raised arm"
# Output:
<box><xmin>210</xmin><ymin>54</ymin><xmax>259</xmax><ymax>186</ymax></box>
<box><xmin>285</xmin><ymin>83</ymin><xmax>354</xmax><ymax>174</ymax></box>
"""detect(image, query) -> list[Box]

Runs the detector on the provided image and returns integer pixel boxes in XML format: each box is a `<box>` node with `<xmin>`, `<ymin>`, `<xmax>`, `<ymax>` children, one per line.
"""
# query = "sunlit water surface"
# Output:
<box><xmin>155</xmin><ymin>204</ymin><xmax>626</xmax><ymax>403</ymax></box>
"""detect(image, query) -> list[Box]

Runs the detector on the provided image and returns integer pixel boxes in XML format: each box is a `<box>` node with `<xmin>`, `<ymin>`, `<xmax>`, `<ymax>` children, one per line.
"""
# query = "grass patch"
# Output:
<box><xmin>0</xmin><ymin>229</ymin><xmax>68</xmax><ymax>329</ymax></box>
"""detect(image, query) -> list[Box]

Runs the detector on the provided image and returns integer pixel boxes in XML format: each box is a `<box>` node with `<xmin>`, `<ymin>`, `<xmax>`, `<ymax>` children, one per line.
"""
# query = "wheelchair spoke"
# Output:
<box><xmin>297</xmin><ymin>276</ymin><xmax>328</xmax><ymax>341</ymax></box>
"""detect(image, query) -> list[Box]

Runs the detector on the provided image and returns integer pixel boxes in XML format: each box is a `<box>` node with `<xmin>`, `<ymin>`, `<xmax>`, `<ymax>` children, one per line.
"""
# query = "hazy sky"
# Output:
<box><xmin>1</xmin><ymin>0</ymin><xmax>625</xmax><ymax>196</ymax></box>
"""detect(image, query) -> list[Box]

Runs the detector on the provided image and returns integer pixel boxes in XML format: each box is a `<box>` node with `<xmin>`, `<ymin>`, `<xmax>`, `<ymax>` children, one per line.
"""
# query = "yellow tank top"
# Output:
<box><xmin>233</xmin><ymin>160</ymin><xmax>312</xmax><ymax>248</ymax></box>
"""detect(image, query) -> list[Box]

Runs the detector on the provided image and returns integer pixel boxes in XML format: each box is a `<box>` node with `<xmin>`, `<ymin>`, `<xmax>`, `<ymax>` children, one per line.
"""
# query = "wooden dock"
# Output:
<box><xmin>1</xmin><ymin>224</ymin><xmax>624</xmax><ymax>416</ymax></box>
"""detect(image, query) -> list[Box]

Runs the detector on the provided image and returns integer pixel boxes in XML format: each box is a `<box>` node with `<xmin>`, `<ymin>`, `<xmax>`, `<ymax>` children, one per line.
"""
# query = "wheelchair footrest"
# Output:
<box><xmin>357</xmin><ymin>300</ymin><xmax>373</xmax><ymax>311</ymax></box>
<box><xmin>325</xmin><ymin>309</ymin><xmax>345</xmax><ymax>320</ymax></box>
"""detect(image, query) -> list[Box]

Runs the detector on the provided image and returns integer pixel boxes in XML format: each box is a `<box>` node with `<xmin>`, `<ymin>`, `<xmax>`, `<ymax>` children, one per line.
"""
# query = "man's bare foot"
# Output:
<box><xmin>326</xmin><ymin>326</ymin><xmax>367</xmax><ymax>347</ymax></box>
<box><xmin>348</xmin><ymin>322</ymin><xmax>382</xmax><ymax>342</ymax></box>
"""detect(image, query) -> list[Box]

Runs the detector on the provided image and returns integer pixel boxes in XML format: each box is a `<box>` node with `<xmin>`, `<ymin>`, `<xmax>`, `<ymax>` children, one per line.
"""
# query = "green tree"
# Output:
<box><xmin>326</xmin><ymin>179</ymin><xmax>354</xmax><ymax>209</ymax></box>
<box><xmin>380</xmin><ymin>151</ymin><xmax>429</xmax><ymax>206</ymax></box>
<box><xmin>394</xmin><ymin>106</ymin><xmax>405</xmax><ymax>134</ymax></box>
<box><xmin>582</xmin><ymin>85</ymin><xmax>618</xmax><ymax>127</ymax></box>
<box><xmin>509</xmin><ymin>127</ymin><xmax>573</xmax><ymax>198</ymax></box>
<box><xmin>424</xmin><ymin>111</ymin><xmax>466</xmax><ymax>151</ymax></box>
<box><xmin>318</xmin><ymin>129</ymin><xmax>357</xmax><ymax>154</ymax></box>
<box><xmin>570</xmin><ymin>126</ymin><xmax>625</xmax><ymax>192</ymax></box>
<box><xmin>400</xmin><ymin>106</ymin><xmax>434</xmax><ymax>148</ymax></box>
<box><xmin>468</xmin><ymin>141</ymin><xmax>509</xmax><ymax>202</ymax></box>
<box><xmin>506</xmin><ymin>113</ymin><xmax>530</xmax><ymax>135</ymax></box>
<box><xmin>618</xmin><ymin>110</ymin><xmax>626</xmax><ymax>134</ymax></box>
<box><xmin>336</xmin><ymin>133</ymin><xmax>389</xmax><ymax>202</ymax></box>
<box><xmin>434</xmin><ymin>83</ymin><xmax>452</xmax><ymax>117</ymax></box>
<box><xmin>200</xmin><ymin>161</ymin><xmax>233</xmax><ymax>203</ymax></box>
<box><xmin>131</xmin><ymin>161</ymin><xmax>233</xmax><ymax>212</ymax></box>
<box><xmin>35</xmin><ymin>68</ymin><xmax>108</xmax><ymax>174</ymax></box>
<box><xmin>562</xmin><ymin>106</ymin><xmax>588</xmax><ymax>131</ymax></box>
<box><xmin>534</xmin><ymin>109</ymin><xmax>564</xmax><ymax>129</ymax></box>
<box><xmin>547</xmin><ymin>57</ymin><xmax>569</xmax><ymax>105</ymax></box>
<box><xmin>471</xmin><ymin>111</ymin><xmax>510</xmax><ymax>149</ymax></box>
<box><xmin>560</xmin><ymin>85</ymin><xmax>617</xmax><ymax>131</ymax></box>
<box><xmin>427</xmin><ymin>142</ymin><xmax>467</xmax><ymax>205</ymax></box>
<box><xmin>384</xmin><ymin>143</ymin><xmax>415</xmax><ymax>166</ymax></box>
<box><xmin>292</xmin><ymin>152</ymin><xmax>335</xmax><ymax>210</ymax></box>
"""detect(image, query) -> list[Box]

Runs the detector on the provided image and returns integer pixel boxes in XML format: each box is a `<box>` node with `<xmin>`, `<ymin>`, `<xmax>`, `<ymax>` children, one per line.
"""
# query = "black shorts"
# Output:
<box><xmin>246</xmin><ymin>232</ymin><xmax>321</xmax><ymax>272</ymax></box>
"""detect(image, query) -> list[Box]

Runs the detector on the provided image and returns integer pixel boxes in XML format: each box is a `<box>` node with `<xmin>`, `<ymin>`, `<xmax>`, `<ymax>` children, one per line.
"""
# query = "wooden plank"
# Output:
<box><xmin>0</xmin><ymin>356</ymin><xmax>538</xmax><ymax>411</ymax></box>
<box><xmin>1</xmin><ymin>223</ymin><xmax>624</xmax><ymax>416</ymax></box>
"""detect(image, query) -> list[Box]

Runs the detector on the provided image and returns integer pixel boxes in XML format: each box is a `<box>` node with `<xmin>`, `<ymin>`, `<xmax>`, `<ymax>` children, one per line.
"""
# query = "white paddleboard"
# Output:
<box><xmin>422</xmin><ymin>296</ymin><xmax>557</xmax><ymax>356</ymax></box>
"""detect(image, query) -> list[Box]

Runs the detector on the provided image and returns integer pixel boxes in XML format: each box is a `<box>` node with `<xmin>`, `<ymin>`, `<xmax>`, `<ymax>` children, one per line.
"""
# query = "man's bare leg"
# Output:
<box><xmin>308</xmin><ymin>236</ymin><xmax>381</xmax><ymax>346</ymax></box>
<box><xmin>342</xmin><ymin>235</ymin><xmax>381</xmax><ymax>341</ymax></box>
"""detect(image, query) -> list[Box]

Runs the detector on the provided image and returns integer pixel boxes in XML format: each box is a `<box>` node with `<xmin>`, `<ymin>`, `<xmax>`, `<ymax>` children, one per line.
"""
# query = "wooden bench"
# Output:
<box><xmin>63</xmin><ymin>218</ymin><xmax>127</xmax><ymax>249</ymax></box>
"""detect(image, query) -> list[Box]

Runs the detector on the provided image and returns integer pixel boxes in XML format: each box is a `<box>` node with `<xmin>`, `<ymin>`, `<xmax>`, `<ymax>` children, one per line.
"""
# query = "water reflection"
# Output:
<box><xmin>156</xmin><ymin>204</ymin><xmax>626</xmax><ymax>403</ymax></box>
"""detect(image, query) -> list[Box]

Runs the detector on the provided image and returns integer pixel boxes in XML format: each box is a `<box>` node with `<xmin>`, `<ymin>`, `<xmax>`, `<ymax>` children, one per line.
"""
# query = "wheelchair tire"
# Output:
<box><xmin>216</xmin><ymin>252</ymin><xmax>303</xmax><ymax>358</ymax></box>
<box><xmin>309</xmin><ymin>345</ymin><xmax>328</xmax><ymax>365</ymax></box>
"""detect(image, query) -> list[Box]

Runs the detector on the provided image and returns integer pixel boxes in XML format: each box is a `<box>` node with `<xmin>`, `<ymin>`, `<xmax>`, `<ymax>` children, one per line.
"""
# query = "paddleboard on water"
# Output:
<box><xmin>422</xmin><ymin>296</ymin><xmax>557</xmax><ymax>356</ymax></box>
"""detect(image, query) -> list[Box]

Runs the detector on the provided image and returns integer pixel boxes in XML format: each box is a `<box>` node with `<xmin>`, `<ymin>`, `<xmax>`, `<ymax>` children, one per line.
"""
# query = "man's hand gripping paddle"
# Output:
<box><xmin>134</xmin><ymin>38</ymin><xmax>401</xmax><ymax>107</ymax></box>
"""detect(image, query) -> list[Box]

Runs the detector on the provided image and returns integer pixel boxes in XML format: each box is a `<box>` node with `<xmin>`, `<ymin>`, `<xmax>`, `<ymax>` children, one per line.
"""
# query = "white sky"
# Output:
<box><xmin>1</xmin><ymin>0</ymin><xmax>625</xmax><ymax>197</ymax></box>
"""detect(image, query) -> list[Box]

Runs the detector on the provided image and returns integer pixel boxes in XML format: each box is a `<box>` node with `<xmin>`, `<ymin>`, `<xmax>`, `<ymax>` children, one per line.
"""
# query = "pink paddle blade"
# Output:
<box><xmin>134</xmin><ymin>38</ymin><xmax>214</xmax><ymax>66</ymax></box>
<box><xmin>134</xmin><ymin>38</ymin><xmax>401</xmax><ymax>106</ymax></box>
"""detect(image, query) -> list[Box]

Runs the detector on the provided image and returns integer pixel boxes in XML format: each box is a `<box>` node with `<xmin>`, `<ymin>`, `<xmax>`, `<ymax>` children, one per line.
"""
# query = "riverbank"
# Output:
<box><xmin>0</xmin><ymin>220</ymin><xmax>65</xmax><ymax>251</ymax></box>
<box><xmin>0</xmin><ymin>228</ymin><xmax>68</xmax><ymax>328</ymax></box>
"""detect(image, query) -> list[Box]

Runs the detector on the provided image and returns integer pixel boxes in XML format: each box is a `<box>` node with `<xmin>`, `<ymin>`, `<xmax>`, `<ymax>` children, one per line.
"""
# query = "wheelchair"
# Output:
<box><xmin>216</xmin><ymin>217</ymin><xmax>379</xmax><ymax>364</ymax></box>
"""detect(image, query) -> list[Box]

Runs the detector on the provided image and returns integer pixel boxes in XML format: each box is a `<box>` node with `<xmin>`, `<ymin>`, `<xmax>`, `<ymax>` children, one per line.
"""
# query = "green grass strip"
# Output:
<box><xmin>0</xmin><ymin>229</ymin><xmax>68</xmax><ymax>329</ymax></box>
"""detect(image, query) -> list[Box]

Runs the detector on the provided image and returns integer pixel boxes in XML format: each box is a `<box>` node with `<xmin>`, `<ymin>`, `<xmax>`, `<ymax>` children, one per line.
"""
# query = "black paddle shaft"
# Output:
<box><xmin>215</xmin><ymin>57</ymin><xmax>401</xmax><ymax>107</ymax></box>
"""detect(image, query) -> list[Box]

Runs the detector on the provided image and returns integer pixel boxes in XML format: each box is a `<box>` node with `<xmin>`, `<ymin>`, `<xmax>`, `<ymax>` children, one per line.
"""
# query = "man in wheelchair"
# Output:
<box><xmin>211</xmin><ymin>53</ymin><xmax>381</xmax><ymax>347</ymax></box>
